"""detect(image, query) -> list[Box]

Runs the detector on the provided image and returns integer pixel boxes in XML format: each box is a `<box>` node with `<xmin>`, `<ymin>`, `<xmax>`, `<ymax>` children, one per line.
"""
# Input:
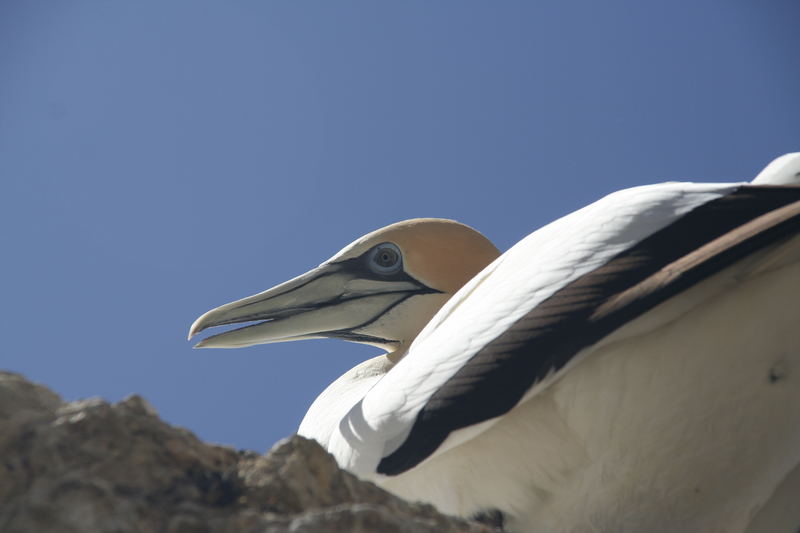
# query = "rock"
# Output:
<box><xmin>0</xmin><ymin>371</ymin><xmax>492</xmax><ymax>533</ymax></box>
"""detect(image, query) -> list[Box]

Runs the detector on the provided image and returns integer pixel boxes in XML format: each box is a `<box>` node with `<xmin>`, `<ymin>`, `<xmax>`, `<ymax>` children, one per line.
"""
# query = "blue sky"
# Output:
<box><xmin>2</xmin><ymin>1</ymin><xmax>798</xmax><ymax>452</ymax></box>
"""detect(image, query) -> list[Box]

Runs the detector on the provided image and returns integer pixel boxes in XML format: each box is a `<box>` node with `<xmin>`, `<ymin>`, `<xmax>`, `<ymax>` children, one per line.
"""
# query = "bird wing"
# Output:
<box><xmin>329</xmin><ymin>181</ymin><xmax>800</xmax><ymax>477</ymax></box>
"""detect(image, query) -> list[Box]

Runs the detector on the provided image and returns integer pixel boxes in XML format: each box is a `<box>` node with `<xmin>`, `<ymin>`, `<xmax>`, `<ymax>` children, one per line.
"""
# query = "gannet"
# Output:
<box><xmin>189</xmin><ymin>153</ymin><xmax>800</xmax><ymax>533</ymax></box>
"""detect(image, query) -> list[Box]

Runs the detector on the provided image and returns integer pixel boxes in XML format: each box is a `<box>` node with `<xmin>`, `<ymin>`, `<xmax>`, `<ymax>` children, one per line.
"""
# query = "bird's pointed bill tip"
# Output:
<box><xmin>192</xmin><ymin>338</ymin><xmax>211</xmax><ymax>349</ymax></box>
<box><xmin>188</xmin><ymin>317</ymin><xmax>207</xmax><ymax>340</ymax></box>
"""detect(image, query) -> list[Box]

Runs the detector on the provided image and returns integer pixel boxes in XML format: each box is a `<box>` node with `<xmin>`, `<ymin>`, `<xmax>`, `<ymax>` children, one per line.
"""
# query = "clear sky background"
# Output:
<box><xmin>2</xmin><ymin>1</ymin><xmax>798</xmax><ymax>452</ymax></box>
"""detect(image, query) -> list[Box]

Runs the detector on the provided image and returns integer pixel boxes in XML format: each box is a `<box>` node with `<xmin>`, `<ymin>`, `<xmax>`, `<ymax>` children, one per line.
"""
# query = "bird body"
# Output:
<box><xmin>190</xmin><ymin>154</ymin><xmax>800</xmax><ymax>533</ymax></box>
<box><xmin>374</xmin><ymin>247</ymin><xmax>800</xmax><ymax>533</ymax></box>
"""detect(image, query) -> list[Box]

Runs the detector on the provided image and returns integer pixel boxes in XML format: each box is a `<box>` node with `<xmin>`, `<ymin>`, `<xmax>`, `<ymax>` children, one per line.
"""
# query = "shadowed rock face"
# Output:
<box><xmin>0</xmin><ymin>371</ymin><xmax>492</xmax><ymax>533</ymax></box>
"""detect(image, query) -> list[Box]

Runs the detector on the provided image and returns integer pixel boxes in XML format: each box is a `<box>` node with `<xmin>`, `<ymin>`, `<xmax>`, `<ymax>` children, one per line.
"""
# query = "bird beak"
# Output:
<box><xmin>188</xmin><ymin>261</ymin><xmax>431</xmax><ymax>349</ymax></box>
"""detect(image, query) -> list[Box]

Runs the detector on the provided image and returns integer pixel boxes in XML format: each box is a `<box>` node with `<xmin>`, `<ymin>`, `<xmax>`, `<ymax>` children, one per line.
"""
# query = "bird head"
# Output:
<box><xmin>188</xmin><ymin>218</ymin><xmax>500</xmax><ymax>352</ymax></box>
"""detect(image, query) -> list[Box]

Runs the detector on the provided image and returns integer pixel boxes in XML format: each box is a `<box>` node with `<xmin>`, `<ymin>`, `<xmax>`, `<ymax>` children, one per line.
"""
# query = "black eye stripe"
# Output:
<box><xmin>327</xmin><ymin>247</ymin><xmax>442</xmax><ymax>295</ymax></box>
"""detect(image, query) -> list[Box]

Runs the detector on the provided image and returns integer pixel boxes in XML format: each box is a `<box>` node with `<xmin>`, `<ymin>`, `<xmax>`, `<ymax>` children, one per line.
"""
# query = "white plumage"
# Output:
<box><xmin>191</xmin><ymin>153</ymin><xmax>800</xmax><ymax>533</ymax></box>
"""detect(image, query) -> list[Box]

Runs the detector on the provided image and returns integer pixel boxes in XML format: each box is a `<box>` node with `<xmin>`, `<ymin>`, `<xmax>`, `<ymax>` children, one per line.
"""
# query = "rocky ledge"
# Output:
<box><xmin>0</xmin><ymin>371</ymin><xmax>491</xmax><ymax>533</ymax></box>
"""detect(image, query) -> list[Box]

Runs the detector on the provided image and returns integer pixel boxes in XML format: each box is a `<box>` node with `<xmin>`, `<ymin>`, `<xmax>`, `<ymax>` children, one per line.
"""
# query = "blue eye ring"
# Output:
<box><xmin>368</xmin><ymin>242</ymin><xmax>402</xmax><ymax>274</ymax></box>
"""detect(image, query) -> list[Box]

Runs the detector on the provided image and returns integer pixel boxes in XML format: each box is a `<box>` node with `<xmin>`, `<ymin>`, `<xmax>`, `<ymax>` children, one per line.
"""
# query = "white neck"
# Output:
<box><xmin>297</xmin><ymin>354</ymin><xmax>396</xmax><ymax>449</ymax></box>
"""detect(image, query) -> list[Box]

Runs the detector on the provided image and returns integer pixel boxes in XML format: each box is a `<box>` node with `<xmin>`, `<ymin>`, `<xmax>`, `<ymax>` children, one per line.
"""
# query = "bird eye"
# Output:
<box><xmin>368</xmin><ymin>243</ymin><xmax>402</xmax><ymax>274</ymax></box>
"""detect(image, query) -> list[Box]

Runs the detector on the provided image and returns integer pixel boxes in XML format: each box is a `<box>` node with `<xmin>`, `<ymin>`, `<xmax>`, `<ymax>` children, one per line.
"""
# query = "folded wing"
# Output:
<box><xmin>327</xmin><ymin>178</ymin><xmax>800</xmax><ymax>479</ymax></box>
